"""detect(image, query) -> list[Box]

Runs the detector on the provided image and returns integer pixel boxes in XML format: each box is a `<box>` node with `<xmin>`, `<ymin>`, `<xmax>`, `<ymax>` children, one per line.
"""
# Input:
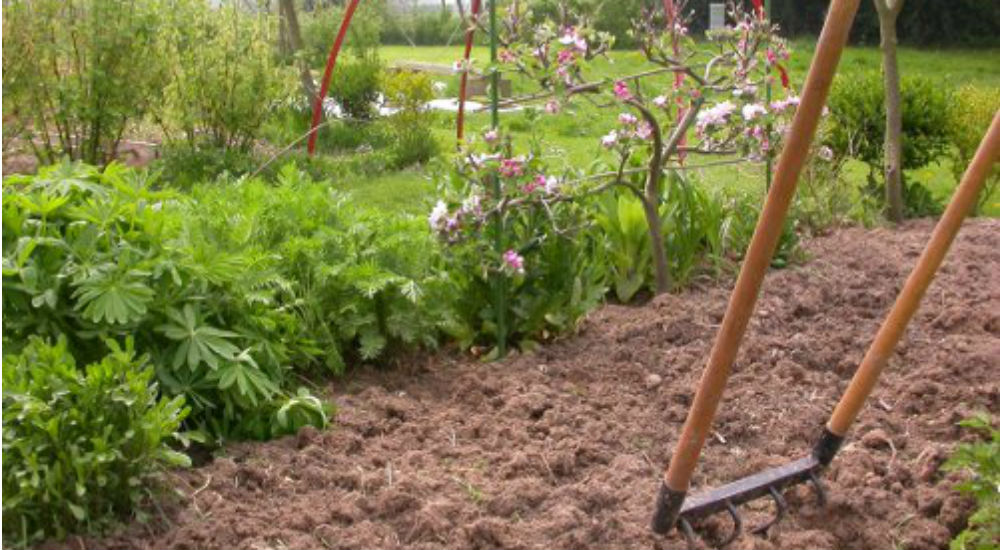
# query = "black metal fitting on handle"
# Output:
<box><xmin>651</xmin><ymin>482</ymin><xmax>687</xmax><ymax>534</ymax></box>
<box><xmin>812</xmin><ymin>427</ymin><xmax>845</xmax><ymax>467</ymax></box>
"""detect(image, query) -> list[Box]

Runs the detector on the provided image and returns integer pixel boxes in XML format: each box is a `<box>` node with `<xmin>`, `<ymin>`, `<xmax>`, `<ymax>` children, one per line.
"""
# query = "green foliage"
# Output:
<box><xmin>184</xmin><ymin>163</ymin><xmax>452</xmax><ymax>375</ymax></box>
<box><xmin>330</xmin><ymin>60</ymin><xmax>384</xmax><ymax>120</ymax></box>
<box><xmin>943</xmin><ymin>414</ymin><xmax>999</xmax><ymax>550</ymax></box>
<box><xmin>302</xmin><ymin>3</ymin><xmax>383</xmax><ymax>67</ymax></box>
<box><xmin>2</xmin><ymin>336</ymin><xmax>189</xmax><ymax>546</ymax></box>
<box><xmin>2</xmin><ymin>0</ymin><xmax>166</xmax><ymax>165</ymax></box>
<box><xmin>2</xmin><ymin>162</ymin><xmax>328</xmax><ymax>441</ymax></box>
<box><xmin>826</xmin><ymin>72</ymin><xmax>951</xmax><ymax>216</ymax></box>
<box><xmin>153</xmin><ymin>144</ymin><xmax>259</xmax><ymax>190</ymax></box>
<box><xmin>593</xmin><ymin>192</ymin><xmax>652</xmax><ymax>302</ymax></box>
<box><xmin>380</xmin><ymin>8</ymin><xmax>461</xmax><ymax>46</ymax></box>
<box><xmin>384</xmin><ymin>70</ymin><xmax>440</xmax><ymax>167</ymax></box>
<box><xmin>947</xmin><ymin>86</ymin><xmax>1000</xmax><ymax>215</ymax></box>
<box><xmin>158</xmin><ymin>1</ymin><xmax>292</xmax><ymax>151</ymax></box>
<box><xmin>792</xmin><ymin>145</ymin><xmax>880</xmax><ymax>234</ymax></box>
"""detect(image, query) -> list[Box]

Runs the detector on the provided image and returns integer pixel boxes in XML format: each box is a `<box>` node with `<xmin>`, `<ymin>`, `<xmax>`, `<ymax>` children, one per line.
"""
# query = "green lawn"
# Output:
<box><xmin>328</xmin><ymin>43</ymin><xmax>999</xmax><ymax>216</ymax></box>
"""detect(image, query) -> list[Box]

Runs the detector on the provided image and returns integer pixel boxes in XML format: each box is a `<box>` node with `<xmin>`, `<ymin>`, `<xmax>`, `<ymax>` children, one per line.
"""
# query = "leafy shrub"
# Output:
<box><xmin>2</xmin><ymin>0</ymin><xmax>166</xmax><ymax>165</ymax></box>
<box><xmin>380</xmin><ymin>9</ymin><xmax>461</xmax><ymax>46</ymax></box>
<box><xmin>943</xmin><ymin>414</ymin><xmax>999</xmax><ymax>550</ymax></box>
<box><xmin>158</xmin><ymin>1</ymin><xmax>292</xmax><ymax>151</ymax></box>
<box><xmin>154</xmin><ymin>145</ymin><xmax>259</xmax><ymax>190</ymax></box>
<box><xmin>947</xmin><ymin>85</ymin><xmax>1000</xmax><ymax>215</ymax></box>
<box><xmin>2</xmin><ymin>162</ymin><xmax>328</xmax><ymax>440</ymax></box>
<box><xmin>826</xmin><ymin>72</ymin><xmax>951</xmax><ymax>216</ymax></box>
<box><xmin>302</xmin><ymin>3</ymin><xmax>382</xmax><ymax>67</ymax></box>
<box><xmin>330</xmin><ymin>59</ymin><xmax>384</xmax><ymax>120</ymax></box>
<box><xmin>2</xmin><ymin>336</ymin><xmax>189</xmax><ymax>546</ymax></box>
<box><xmin>185</xmin><ymin>164</ymin><xmax>453</xmax><ymax>373</ymax></box>
<box><xmin>792</xmin><ymin>143</ymin><xmax>880</xmax><ymax>234</ymax></box>
<box><xmin>384</xmin><ymin>70</ymin><xmax>440</xmax><ymax>167</ymax></box>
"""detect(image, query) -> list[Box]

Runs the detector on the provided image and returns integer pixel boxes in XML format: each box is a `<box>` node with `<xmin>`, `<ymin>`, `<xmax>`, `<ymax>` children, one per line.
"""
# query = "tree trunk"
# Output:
<box><xmin>874</xmin><ymin>0</ymin><xmax>905</xmax><ymax>223</ymax></box>
<box><xmin>627</xmin><ymin>100</ymin><xmax>671</xmax><ymax>293</ymax></box>
<box><xmin>280</xmin><ymin>0</ymin><xmax>318</xmax><ymax>101</ymax></box>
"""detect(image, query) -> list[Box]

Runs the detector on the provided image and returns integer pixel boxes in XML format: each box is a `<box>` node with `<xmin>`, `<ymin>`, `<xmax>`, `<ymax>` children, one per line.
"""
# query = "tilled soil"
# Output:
<box><xmin>87</xmin><ymin>219</ymin><xmax>998</xmax><ymax>550</ymax></box>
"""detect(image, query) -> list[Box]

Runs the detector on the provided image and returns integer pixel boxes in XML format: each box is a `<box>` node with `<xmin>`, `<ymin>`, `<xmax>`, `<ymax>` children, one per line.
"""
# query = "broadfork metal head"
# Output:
<box><xmin>668</xmin><ymin>455</ymin><xmax>830</xmax><ymax>549</ymax></box>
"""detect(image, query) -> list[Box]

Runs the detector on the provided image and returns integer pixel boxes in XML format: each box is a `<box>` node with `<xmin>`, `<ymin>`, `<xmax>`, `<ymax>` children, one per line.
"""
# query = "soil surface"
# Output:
<box><xmin>82</xmin><ymin>219</ymin><xmax>998</xmax><ymax>550</ymax></box>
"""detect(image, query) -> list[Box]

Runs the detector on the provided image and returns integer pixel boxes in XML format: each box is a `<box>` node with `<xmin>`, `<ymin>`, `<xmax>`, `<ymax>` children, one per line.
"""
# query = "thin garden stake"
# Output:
<box><xmin>456</xmin><ymin>0</ymin><xmax>482</xmax><ymax>145</ymax></box>
<box><xmin>652</xmin><ymin>0</ymin><xmax>861</xmax><ymax>534</ymax></box>
<box><xmin>307</xmin><ymin>0</ymin><xmax>362</xmax><ymax>155</ymax></box>
<box><xmin>488</xmin><ymin>0</ymin><xmax>507</xmax><ymax>356</ymax></box>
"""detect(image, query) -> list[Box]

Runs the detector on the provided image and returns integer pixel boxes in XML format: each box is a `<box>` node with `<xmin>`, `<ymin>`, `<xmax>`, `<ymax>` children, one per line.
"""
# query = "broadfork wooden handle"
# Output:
<box><xmin>826</xmin><ymin>110</ymin><xmax>1000</xmax><ymax>437</ymax></box>
<box><xmin>661</xmin><ymin>0</ymin><xmax>862</xmax><ymax>496</ymax></box>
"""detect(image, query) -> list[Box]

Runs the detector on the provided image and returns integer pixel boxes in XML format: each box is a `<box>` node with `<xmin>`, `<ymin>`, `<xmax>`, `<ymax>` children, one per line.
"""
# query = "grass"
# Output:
<box><xmin>319</xmin><ymin>43</ymin><xmax>1000</xmax><ymax>217</ymax></box>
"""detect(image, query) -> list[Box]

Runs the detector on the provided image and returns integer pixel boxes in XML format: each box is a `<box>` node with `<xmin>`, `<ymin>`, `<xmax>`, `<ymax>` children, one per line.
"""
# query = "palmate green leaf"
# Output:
<box><xmin>71</xmin><ymin>267</ymin><xmax>154</xmax><ymax>325</ymax></box>
<box><xmin>214</xmin><ymin>350</ymin><xmax>278</xmax><ymax>407</ymax></box>
<box><xmin>158</xmin><ymin>304</ymin><xmax>241</xmax><ymax>371</ymax></box>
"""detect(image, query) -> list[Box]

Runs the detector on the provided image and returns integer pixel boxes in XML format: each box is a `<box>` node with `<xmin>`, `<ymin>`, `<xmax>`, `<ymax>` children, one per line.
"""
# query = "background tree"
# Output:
<box><xmin>873</xmin><ymin>0</ymin><xmax>905</xmax><ymax>222</ymax></box>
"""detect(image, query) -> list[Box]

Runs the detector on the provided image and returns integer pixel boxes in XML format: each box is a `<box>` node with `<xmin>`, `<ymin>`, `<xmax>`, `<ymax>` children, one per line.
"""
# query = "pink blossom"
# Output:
<box><xmin>558</xmin><ymin>28</ymin><xmax>577</xmax><ymax>45</ymax></box>
<box><xmin>618</xmin><ymin>112</ymin><xmax>638</xmax><ymax>126</ymax></box>
<box><xmin>652</xmin><ymin>95</ymin><xmax>669</xmax><ymax>108</ymax></box>
<box><xmin>428</xmin><ymin>200</ymin><xmax>449</xmax><ymax>231</ymax></box>
<box><xmin>557</xmin><ymin>49</ymin><xmax>576</xmax><ymax>65</ymax></box>
<box><xmin>483</xmin><ymin>129</ymin><xmax>499</xmax><ymax>144</ymax></box>
<box><xmin>742</xmin><ymin>103</ymin><xmax>767</xmax><ymax>121</ymax></box>
<box><xmin>613</xmin><ymin>80</ymin><xmax>633</xmax><ymax>101</ymax></box>
<box><xmin>533</xmin><ymin>45</ymin><xmax>548</xmax><ymax>61</ymax></box>
<box><xmin>574</xmin><ymin>36</ymin><xmax>588</xmax><ymax>52</ymax></box>
<box><xmin>673</xmin><ymin>23</ymin><xmax>689</xmax><ymax>36</ymax></box>
<box><xmin>543</xmin><ymin>175</ymin><xmax>560</xmax><ymax>194</ymax></box>
<box><xmin>766</xmin><ymin>48</ymin><xmax>777</xmax><ymax>65</ymax></box>
<box><xmin>696</xmin><ymin>101</ymin><xmax>736</xmax><ymax>131</ymax></box>
<box><xmin>635</xmin><ymin>121</ymin><xmax>654</xmax><ymax>140</ymax></box>
<box><xmin>498</xmin><ymin>49</ymin><xmax>516</xmax><ymax>64</ymax></box>
<box><xmin>452</xmin><ymin>59</ymin><xmax>469</xmax><ymax>72</ymax></box>
<box><xmin>503</xmin><ymin>249</ymin><xmax>525</xmax><ymax>275</ymax></box>
<box><xmin>544</xmin><ymin>100</ymin><xmax>561</xmax><ymax>114</ymax></box>
<box><xmin>770</xmin><ymin>95</ymin><xmax>800</xmax><ymax>112</ymax></box>
<box><xmin>523</xmin><ymin>174</ymin><xmax>546</xmax><ymax>194</ymax></box>
<box><xmin>499</xmin><ymin>157</ymin><xmax>525</xmax><ymax>178</ymax></box>
<box><xmin>601</xmin><ymin>130</ymin><xmax>619</xmax><ymax>149</ymax></box>
<box><xmin>461</xmin><ymin>194</ymin><xmax>482</xmax><ymax>217</ymax></box>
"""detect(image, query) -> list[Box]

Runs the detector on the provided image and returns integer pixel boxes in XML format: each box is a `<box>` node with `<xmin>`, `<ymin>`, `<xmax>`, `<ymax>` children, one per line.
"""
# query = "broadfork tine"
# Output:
<box><xmin>751</xmin><ymin>486</ymin><xmax>787</xmax><ymax>535</ymax></box>
<box><xmin>808</xmin><ymin>470</ymin><xmax>827</xmax><ymax>507</ymax></box>
<box><xmin>718</xmin><ymin>500</ymin><xmax>743</xmax><ymax>547</ymax></box>
<box><xmin>679</xmin><ymin>517</ymin><xmax>699</xmax><ymax>550</ymax></box>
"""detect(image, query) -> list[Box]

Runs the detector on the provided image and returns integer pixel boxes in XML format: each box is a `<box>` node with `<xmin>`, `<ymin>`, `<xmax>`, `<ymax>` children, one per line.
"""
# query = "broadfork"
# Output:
<box><xmin>647</xmin><ymin>0</ymin><xmax>1000</xmax><ymax>546</ymax></box>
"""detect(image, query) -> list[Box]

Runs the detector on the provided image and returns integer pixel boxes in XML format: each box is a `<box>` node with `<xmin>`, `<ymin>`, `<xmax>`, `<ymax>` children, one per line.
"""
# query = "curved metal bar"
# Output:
<box><xmin>307</xmin><ymin>0</ymin><xmax>362</xmax><ymax>155</ymax></box>
<box><xmin>719</xmin><ymin>500</ymin><xmax>743</xmax><ymax>548</ymax></box>
<box><xmin>679</xmin><ymin>518</ymin><xmax>699</xmax><ymax>550</ymax></box>
<box><xmin>751</xmin><ymin>486</ymin><xmax>787</xmax><ymax>535</ymax></box>
<box><xmin>808</xmin><ymin>470</ymin><xmax>828</xmax><ymax>506</ymax></box>
<box><xmin>456</xmin><ymin>0</ymin><xmax>482</xmax><ymax>144</ymax></box>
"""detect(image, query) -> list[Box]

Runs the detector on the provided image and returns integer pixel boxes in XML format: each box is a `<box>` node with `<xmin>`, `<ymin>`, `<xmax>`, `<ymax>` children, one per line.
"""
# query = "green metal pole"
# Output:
<box><xmin>489</xmin><ymin>0</ymin><xmax>507</xmax><ymax>357</ymax></box>
<box><xmin>765</xmin><ymin>0</ymin><xmax>773</xmax><ymax>191</ymax></box>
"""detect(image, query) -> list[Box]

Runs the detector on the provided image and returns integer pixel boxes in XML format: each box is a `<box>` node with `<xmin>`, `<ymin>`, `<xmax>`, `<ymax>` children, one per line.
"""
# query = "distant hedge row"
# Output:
<box><xmin>537</xmin><ymin>0</ymin><xmax>1000</xmax><ymax>48</ymax></box>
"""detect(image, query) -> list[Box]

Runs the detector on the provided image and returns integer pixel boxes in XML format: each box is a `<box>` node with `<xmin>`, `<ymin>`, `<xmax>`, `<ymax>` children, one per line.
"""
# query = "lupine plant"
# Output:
<box><xmin>434</xmin><ymin>0</ymin><xmax>800</xmax><ymax>351</ymax></box>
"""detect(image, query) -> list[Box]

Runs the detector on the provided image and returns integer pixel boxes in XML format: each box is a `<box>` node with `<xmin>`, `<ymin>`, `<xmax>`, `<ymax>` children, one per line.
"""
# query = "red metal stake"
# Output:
<box><xmin>308</xmin><ymin>0</ymin><xmax>362</xmax><ymax>155</ymax></box>
<box><xmin>456</xmin><ymin>0</ymin><xmax>482</xmax><ymax>145</ymax></box>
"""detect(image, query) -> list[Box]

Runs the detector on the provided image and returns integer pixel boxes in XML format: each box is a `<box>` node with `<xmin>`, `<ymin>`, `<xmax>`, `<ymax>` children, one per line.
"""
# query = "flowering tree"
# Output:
<box><xmin>435</xmin><ymin>0</ymin><xmax>801</xmax><ymax>350</ymax></box>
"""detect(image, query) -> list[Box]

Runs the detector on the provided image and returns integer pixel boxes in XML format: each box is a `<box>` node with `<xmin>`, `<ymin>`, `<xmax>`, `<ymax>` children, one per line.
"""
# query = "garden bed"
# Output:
<box><xmin>81</xmin><ymin>219</ymin><xmax>997</xmax><ymax>550</ymax></box>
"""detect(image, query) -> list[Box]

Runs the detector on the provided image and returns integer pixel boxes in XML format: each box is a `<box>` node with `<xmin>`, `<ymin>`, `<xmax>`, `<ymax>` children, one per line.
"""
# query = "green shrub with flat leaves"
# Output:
<box><xmin>1</xmin><ymin>162</ymin><xmax>329</xmax><ymax>440</ymax></box>
<box><xmin>2</xmin><ymin>336</ymin><xmax>189</xmax><ymax>547</ymax></box>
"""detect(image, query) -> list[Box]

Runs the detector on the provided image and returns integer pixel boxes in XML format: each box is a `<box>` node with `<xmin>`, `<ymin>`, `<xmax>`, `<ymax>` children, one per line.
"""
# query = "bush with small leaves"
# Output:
<box><xmin>2</xmin><ymin>336</ymin><xmax>189</xmax><ymax>547</ymax></box>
